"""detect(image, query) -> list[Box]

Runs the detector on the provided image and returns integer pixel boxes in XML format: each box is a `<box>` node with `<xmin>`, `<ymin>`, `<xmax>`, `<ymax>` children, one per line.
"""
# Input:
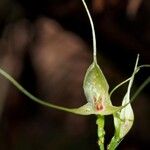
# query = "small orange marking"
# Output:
<box><xmin>96</xmin><ymin>103</ymin><xmax>103</xmax><ymax>111</ymax></box>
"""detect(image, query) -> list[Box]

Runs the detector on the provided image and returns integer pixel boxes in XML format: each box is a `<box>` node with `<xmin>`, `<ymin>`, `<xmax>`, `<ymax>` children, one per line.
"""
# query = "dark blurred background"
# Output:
<box><xmin>0</xmin><ymin>0</ymin><xmax>149</xmax><ymax>150</ymax></box>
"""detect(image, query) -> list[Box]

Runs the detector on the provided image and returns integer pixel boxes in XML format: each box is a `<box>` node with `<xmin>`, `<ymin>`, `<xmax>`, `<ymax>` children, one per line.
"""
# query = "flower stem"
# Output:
<box><xmin>97</xmin><ymin>115</ymin><xmax>105</xmax><ymax>150</ymax></box>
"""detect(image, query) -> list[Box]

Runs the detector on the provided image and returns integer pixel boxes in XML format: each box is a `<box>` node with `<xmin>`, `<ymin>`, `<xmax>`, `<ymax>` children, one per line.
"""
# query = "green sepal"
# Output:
<box><xmin>113</xmin><ymin>94</ymin><xmax>134</xmax><ymax>140</ymax></box>
<box><xmin>83</xmin><ymin>61</ymin><xmax>126</xmax><ymax>115</ymax></box>
<box><xmin>108</xmin><ymin>55</ymin><xmax>139</xmax><ymax>149</ymax></box>
<box><xmin>83</xmin><ymin>62</ymin><xmax>109</xmax><ymax>103</ymax></box>
<box><xmin>72</xmin><ymin>102</ymin><xmax>124</xmax><ymax>116</ymax></box>
<box><xmin>0</xmin><ymin>67</ymin><xmax>119</xmax><ymax>116</ymax></box>
<box><xmin>0</xmin><ymin>55</ymin><xmax>149</xmax><ymax>117</ymax></box>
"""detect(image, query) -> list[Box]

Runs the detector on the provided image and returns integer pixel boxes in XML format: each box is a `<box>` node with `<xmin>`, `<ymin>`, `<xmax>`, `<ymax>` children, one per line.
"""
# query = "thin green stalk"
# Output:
<box><xmin>82</xmin><ymin>0</ymin><xmax>97</xmax><ymax>62</ymax></box>
<box><xmin>110</xmin><ymin>77</ymin><xmax>130</xmax><ymax>97</ymax></box>
<box><xmin>96</xmin><ymin>115</ymin><xmax>105</xmax><ymax>150</ymax></box>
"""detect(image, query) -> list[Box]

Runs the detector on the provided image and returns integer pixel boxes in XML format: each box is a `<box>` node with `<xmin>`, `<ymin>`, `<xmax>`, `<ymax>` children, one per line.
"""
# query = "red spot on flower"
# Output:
<box><xmin>93</xmin><ymin>96</ymin><xmax>104</xmax><ymax>111</ymax></box>
<box><xmin>96</xmin><ymin>103</ymin><xmax>103</xmax><ymax>111</ymax></box>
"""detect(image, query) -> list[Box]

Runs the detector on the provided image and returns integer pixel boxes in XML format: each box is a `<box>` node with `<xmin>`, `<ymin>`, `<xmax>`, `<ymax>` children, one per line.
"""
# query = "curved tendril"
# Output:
<box><xmin>110</xmin><ymin>77</ymin><xmax>130</xmax><ymax>97</ymax></box>
<box><xmin>82</xmin><ymin>0</ymin><xmax>97</xmax><ymax>62</ymax></box>
<box><xmin>138</xmin><ymin>64</ymin><xmax>150</xmax><ymax>68</ymax></box>
<box><xmin>131</xmin><ymin>76</ymin><xmax>150</xmax><ymax>102</ymax></box>
<box><xmin>110</xmin><ymin>64</ymin><xmax>150</xmax><ymax>98</ymax></box>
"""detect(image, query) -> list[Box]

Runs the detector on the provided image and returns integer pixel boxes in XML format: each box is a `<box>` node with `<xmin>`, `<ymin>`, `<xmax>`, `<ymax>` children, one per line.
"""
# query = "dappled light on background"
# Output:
<box><xmin>126</xmin><ymin>0</ymin><xmax>143</xmax><ymax>18</ymax></box>
<box><xmin>0</xmin><ymin>0</ymin><xmax>149</xmax><ymax>150</ymax></box>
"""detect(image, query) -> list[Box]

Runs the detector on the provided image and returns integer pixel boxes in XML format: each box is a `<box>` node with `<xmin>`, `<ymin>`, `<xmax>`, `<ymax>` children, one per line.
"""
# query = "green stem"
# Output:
<box><xmin>96</xmin><ymin>115</ymin><xmax>105</xmax><ymax>150</ymax></box>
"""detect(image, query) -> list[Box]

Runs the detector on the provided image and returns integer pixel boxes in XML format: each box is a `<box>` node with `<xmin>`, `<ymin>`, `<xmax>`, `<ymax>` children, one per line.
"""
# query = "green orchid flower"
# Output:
<box><xmin>0</xmin><ymin>0</ymin><xmax>149</xmax><ymax>150</ymax></box>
